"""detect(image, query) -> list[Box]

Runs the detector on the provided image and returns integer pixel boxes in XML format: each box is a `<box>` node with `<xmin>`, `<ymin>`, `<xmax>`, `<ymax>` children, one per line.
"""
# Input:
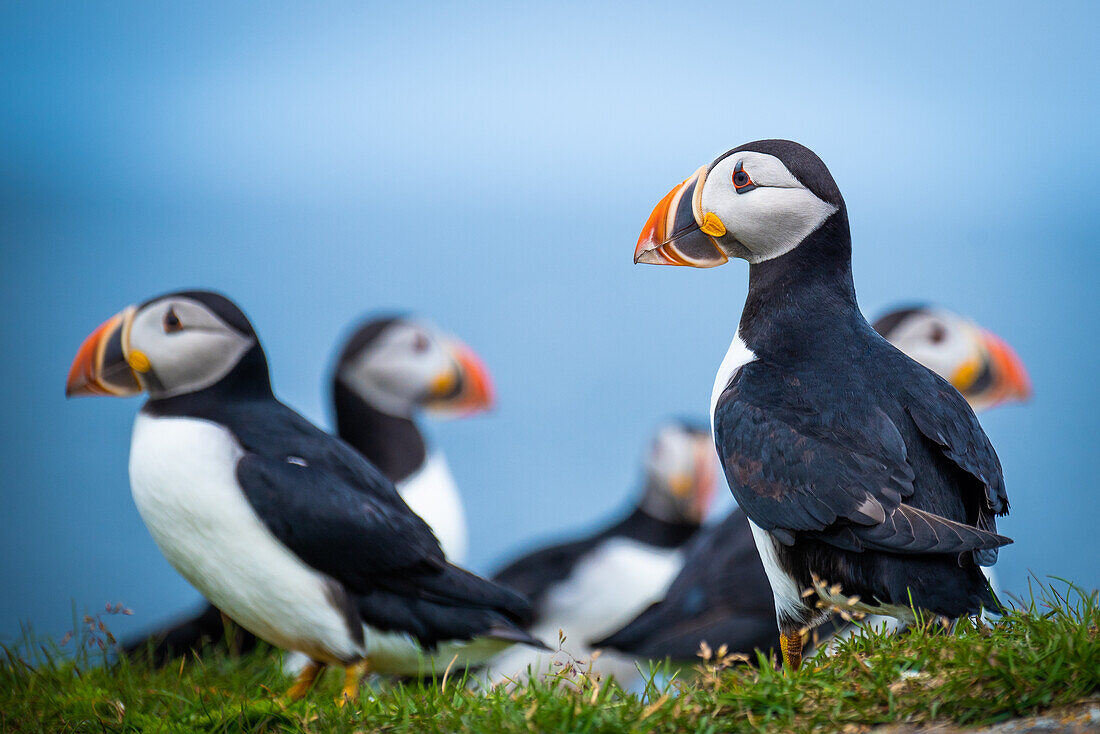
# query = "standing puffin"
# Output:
<box><xmin>595</xmin><ymin>310</ymin><xmax>1030</xmax><ymax>664</ymax></box>
<box><xmin>633</xmin><ymin>140</ymin><xmax>1012</xmax><ymax>670</ymax></box>
<box><xmin>67</xmin><ymin>291</ymin><xmax>543</xmax><ymax>698</ymax></box>
<box><xmin>124</xmin><ymin>315</ymin><xmax>493</xmax><ymax>664</ymax></box>
<box><xmin>486</xmin><ymin>420</ymin><xmax>715</xmax><ymax>681</ymax></box>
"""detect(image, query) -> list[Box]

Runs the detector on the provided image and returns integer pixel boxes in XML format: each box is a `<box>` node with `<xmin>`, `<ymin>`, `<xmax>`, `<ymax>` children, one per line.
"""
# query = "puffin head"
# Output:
<box><xmin>639</xmin><ymin>420</ymin><xmax>717</xmax><ymax>525</ymax></box>
<box><xmin>634</xmin><ymin>140</ymin><xmax>844</xmax><ymax>267</ymax></box>
<box><xmin>334</xmin><ymin>316</ymin><xmax>494</xmax><ymax>419</ymax></box>
<box><xmin>66</xmin><ymin>290</ymin><xmax>265</xmax><ymax>400</ymax></box>
<box><xmin>874</xmin><ymin>306</ymin><xmax>1032</xmax><ymax>412</ymax></box>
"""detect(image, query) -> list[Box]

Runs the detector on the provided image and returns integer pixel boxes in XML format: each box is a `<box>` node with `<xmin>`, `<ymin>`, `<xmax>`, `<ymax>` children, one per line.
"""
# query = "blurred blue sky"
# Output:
<box><xmin>1</xmin><ymin>1</ymin><xmax>1098</xmax><ymax>643</ymax></box>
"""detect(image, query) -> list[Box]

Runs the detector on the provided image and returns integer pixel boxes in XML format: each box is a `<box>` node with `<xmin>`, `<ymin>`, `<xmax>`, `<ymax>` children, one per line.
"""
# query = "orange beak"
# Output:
<box><xmin>981</xmin><ymin>329</ymin><xmax>1032</xmax><ymax>406</ymax></box>
<box><xmin>425</xmin><ymin>339</ymin><xmax>495</xmax><ymax>418</ymax></box>
<box><xmin>691</xmin><ymin>435</ymin><xmax>718</xmax><ymax>521</ymax></box>
<box><xmin>634</xmin><ymin>165</ymin><xmax>728</xmax><ymax>268</ymax></box>
<box><xmin>65</xmin><ymin>308</ymin><xmax>142</xmax><ymax>398</ymax></box>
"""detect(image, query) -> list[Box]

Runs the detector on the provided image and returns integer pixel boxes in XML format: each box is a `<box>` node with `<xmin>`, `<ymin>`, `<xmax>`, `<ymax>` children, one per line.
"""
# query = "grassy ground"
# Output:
<box><xmin>2</xmin><ymin>581</ymin><xmax>1097</xmax><ymax>733</ymax></box>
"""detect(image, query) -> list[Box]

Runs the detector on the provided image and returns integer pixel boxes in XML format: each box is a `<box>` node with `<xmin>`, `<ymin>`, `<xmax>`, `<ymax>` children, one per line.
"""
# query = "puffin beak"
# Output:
<box><xmin>691</xmin><ymin>436</ymin><xmax>718</xmax><ymax>520</ymax></box>
<box><xmin>425</xmin><ymin>339</ymin><xmax>495</xmax><ymax>417</ymax></box>
<box><xmin>950</xmin><ymin>326</ymin><xmax>1032</xmax><ymax>410</ymax></box>
<box><xmin>981</xmin><ymin>328</ymin><xmax>1032</xmax><ymax>405</ymax></box>
<box><xmin>634</xmin><ymin>165</ymin><xmax>728</xmax><ymax>268</ymax></box>
<box><xmin>65</xmin><ymin>307</ymin><xmax>143</xmax><ymax>398</ymax></box>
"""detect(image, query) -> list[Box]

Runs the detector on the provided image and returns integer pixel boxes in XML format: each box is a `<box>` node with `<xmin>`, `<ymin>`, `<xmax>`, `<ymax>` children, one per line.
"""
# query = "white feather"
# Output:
<box><xmin>487</xmin><ymin>538</ymin><xmax>683</xmax><ymax>683</ymax></box>
<box><xmin>397</xmin><ymin>452</ymin><xmax>468</xmax><ymax>564</ymax></box>
<box><xmin>129</xmin><ymin>413</ymin><xmax>364</xmax><ymax>665</ymax></box>
<box><xmin>747</xmin><ymin>519</ymin><xmax>805</xmax><ymax>625</ymax></box>
<box><xmin>710</xmin><ymin>331</ymin><xmax>756</xmax><ymax>434</ymax></box>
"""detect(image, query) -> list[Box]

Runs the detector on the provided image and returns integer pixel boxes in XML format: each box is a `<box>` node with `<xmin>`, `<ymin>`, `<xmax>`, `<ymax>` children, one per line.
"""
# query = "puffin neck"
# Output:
<box><xmin>332</xmin><ymin>379</ymin><xmax>427</xmax><ymax>484</ymax></box>
<box><xmin>609</xmin><ymin>506</ymin><xmax>701</xmax><ymax>549</ymax></box>
<box><xmin>142</xmin><ymin>344</ymin><xmax>274</xmax><ymax>418</ymax></box>
<box><xmin>738</xmin><ymin>210</ymin><xmax>862</xmax><ymax>358</ymax></box>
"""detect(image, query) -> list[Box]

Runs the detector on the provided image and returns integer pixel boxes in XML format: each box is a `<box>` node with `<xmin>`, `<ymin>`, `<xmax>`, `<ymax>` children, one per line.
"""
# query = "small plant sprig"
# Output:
<box><xmin>59</xmin><ymin>601</ymin><xmax>133</xmax><ymax>652</ymax></box>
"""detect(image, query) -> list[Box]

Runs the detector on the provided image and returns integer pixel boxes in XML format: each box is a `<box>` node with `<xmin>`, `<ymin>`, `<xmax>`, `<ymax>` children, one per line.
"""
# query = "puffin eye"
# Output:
<box><xmin>412</xmin><ymin>333</ymin><xmax>430</xmax><ymax>353</ymax></box>
<box><xmin>732</xmin><ymin>160</ymin><xmax>757</xmax><ymax>194</ymax></box>
<box><xmin>928</xmin><ymin>322</ymin><xmax>946</xmax><ymax>345</ymax></box>
<box><xmin>163</xmin><ymin>307</ymin><xmax>183</xmax><ymax>334</ymax></box>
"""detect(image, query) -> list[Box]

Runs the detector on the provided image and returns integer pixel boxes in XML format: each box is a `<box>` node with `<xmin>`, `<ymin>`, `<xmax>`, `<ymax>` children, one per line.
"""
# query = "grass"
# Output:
<box><xmin>2</xmin><ymin>580</ymin><xmax>1097</xmax><ymax>733</ymax></box>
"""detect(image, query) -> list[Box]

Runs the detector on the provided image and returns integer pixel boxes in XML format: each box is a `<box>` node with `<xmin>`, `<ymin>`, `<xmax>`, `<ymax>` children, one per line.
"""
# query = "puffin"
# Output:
<box><xmin>330</xmin><ymin>315</ymin><xmax>494</xmax><ymax>563</ymax></box>
<box><xmin>633</xmin><ymin>140</ymin><xmax>1012</xmax><ymax>670</ymax></box>
<box><xmin>594</xmin><ymin>309</ymin><xmax>1030</xmax><ymax>664</ymax></box>
<box><xmin>486</xmin><ymin>420</ymin><xmax>716</xmax><ymax>681</ymax></box>
<box><xmin>66</xmin><ymin>291</ymin><xmax>544</xmax><ymax>699</ymax></box>
<box><xmin>123</xmin><ymin>315</ymin><xmax>493</xmax><ymax>664</ymax></box>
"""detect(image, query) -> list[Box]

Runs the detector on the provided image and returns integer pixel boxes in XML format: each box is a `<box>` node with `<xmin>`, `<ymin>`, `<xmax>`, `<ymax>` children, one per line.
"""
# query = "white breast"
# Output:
<box><xmin>710</xmin><ymin>331</ymin><xmax>756</xmax><ymax>433</ymax></box>
<box><xmin>487</xmin><ymin>538</ymin><xmax>683</xmax><ymax>684</ymax></box>
<box><xmin>128</xmin><ymin>413</ymin><xmax>363</xmax><ymax>665</ymax></box>
<box><xmin>397</xmin><ymin>452</ymin><xmax>468</xmax><ymax>563</ymax></box>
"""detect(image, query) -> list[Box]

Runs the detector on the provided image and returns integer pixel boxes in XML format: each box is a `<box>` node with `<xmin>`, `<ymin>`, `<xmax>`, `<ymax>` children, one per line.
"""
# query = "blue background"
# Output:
<box><xmin>2</xmin><ymin>1</ymin><xmax>1098</xmax><ymax>643</ymax></box>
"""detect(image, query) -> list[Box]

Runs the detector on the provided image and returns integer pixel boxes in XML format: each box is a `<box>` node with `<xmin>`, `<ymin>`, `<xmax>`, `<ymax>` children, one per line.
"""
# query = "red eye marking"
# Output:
<box><xmin>929</xmin><ymin>323</ymin><xmax>946</xmax><ymax>344</ymax></box>
<box><xmin>163</xmin><ymin>307</ymin><xmax>183</xmax><ymax>333</ymax></box>
<box><xmin>732</xmin><ymin>160</ymin><xmax>756</xmax><ymax>193</ymax></box>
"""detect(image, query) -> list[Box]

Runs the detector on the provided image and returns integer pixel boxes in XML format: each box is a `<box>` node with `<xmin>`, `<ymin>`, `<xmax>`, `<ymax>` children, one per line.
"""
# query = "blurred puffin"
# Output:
<box><xmin>872</xmin><ymin>306</ymin><xmax>1031</xmax><ymax>413</ymax></box>
<box><xmin>486</xmin><ymin>420</ymin><xmax>715</xmax><ymax>681</ymax></box>
<box><xmin>67</xmin><ymin>291</ymin><xmax>542</xmax><ymax>699</ymax></box>
<box><xmin>123</xmin><ymin>316</ymin><xmax>493</xmax><ymax>664</ymax></box>
<box><xmin>331</xmin><ymin>316</ymin><xmax>493</xmax><ymax>563</ymax></box>
<box><xmin>595</xmin><ymin>308</ymin><xmax>1030</xmax><ymax>663</ymax></box>
<box><xmin>633</xmin><ymin>140</ymin><xmax>1013</xmax><ymax>669</ymax></box>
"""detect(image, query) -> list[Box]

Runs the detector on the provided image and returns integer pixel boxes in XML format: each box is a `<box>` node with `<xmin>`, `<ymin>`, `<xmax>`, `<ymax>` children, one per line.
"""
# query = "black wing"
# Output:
<box><xmin>714</xmin><ymin>366</ymin><xmax>1010</xmax><ymax>556</ymax></box>
<box><xmin>905</xmin><ymin>373</ymin><xmax>1008</xmax><ymax>564</ymax></box>
<box><xmin>237</xmin><ymin>450</ymin><xmax>447</xmax><ymax>592</ymax></box>
<box><xmin>232</xmin><ymin>409</ymin><xmax>542</xmax><ymax>648</ymax></box>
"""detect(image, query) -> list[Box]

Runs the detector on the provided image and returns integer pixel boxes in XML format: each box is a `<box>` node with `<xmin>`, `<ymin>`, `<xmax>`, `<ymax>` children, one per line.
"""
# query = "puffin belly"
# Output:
<box><xmin>543</xmin><ymin>537</ymin><xmax>684</xmax><ymax>642</ymax></box>
<box><xmin>489</xmin><ymin>538</ymin><xmax>683</xmax><ymax>683</ymax></box>
<box><xmin>128</xmin><ymin>413</ymin><xmax>362</xmax><ymax>665</ymax></box>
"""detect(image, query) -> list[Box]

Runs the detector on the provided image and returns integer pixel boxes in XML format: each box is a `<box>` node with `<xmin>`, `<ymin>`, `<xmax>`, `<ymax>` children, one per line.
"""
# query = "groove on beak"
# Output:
<box><xmin>425</xmin><ymin>340</ymin><xmax>495</xmax><ymax>417</ymax></box>
<box><xmin>66</xmin><ymin>308</ymin><xmax>142</xmax><ymax>398</ymax></box>
<box><xmin>634</xmin><ymin>166</ymin><xmax>727</xmax><ymax>268</ymax></box>
<box><xmin>691</xmin><ymin>436</ymin><xmax>718</xmax><ymax>521</ymax></box>
<box><xmin>982</xmin><ymin>329</ymin><xmax>1032</xmax><ymax>405</ymax></box>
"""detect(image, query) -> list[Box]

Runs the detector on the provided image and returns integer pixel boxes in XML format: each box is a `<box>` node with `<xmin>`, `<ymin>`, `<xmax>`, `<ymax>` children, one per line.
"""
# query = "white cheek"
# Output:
<box><xmin>892</xmin><ymin>335</ymin><xmax>971</xmax><ymax>383</ymax></box>
<box><xmin>390</xmin><ymin>350</ymin><xmax>447</xmax><ymax>396</ymax></box>
<box><xmin>147</xmin><ymin>332</ymin><xmax>253</xmax><ymax>396</ymax></box>
<box><xmin>903</xmin><ymin>344</ymin><xmax>953</xmax><ymax>379</ymax></box>
<box><xmin>708</xmin><ymin>187</ymin><xmax>837</xmax><ymax>263</ymax></box>
<box><xmin>656</xmin><ymin>439</ymin><xmax>694</xmax><ymax>480</ymax></box>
